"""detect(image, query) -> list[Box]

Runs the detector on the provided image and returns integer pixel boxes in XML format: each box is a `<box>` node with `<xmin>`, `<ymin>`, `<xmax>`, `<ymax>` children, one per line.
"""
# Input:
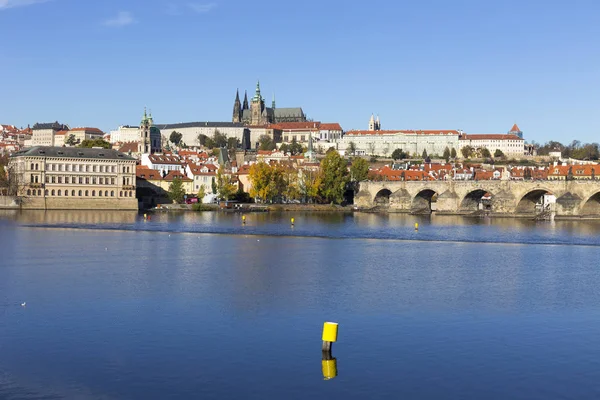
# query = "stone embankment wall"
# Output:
<box><xmin>0</xmin><ymin>196</ymin><xmax>138</xmax><ymax>210</ymax></box>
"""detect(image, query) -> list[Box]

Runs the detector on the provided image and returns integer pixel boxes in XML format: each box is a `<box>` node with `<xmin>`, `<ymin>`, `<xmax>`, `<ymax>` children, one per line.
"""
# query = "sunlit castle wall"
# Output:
<box><xmin>338</xmin><ymin>130</ymin><xmax>460</xmax><ymax>157</ymax></box>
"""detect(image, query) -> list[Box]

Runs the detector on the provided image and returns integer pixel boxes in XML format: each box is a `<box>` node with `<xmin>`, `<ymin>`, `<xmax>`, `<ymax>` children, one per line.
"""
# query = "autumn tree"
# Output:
<box><xmin>299</xmin><ymin>168</ymin><xmax>321</xmax><ymax>203</ymax></box>
<box><xmin>319</xmin><ymin>151</ymin><xmax>350</xmax><ymax>204</ymax></box>
<box><xmin>451</xmin><ymin>148</ymin><xmax>457</xmax><ymax>159</ymax></box>
<box><xmin>461</xmin><ymin>145</ymin><xmax>474</xmax><ymax>159</ymax></box>
<box><xmin>350</xmin><ymin>157</ymin><xmax>369</xmax><ymax>182</ymax></box>
<box><xmin>216</xmin><ymin>165</ymin><xmax>236</xmax><ymax>200</ymax></box>
<box><xmin>494</xmin><ymin>149</ymin><xmax>505</xmax><ymax>158</ymax></box>
<box><xmin>481</xmin><ymin>148</ymin><xmax>491</xmax><ymax>158</ymax></box>
<box><xmin>197</xmin><ymin>185</ymin><xmax>206</xmax><ymax>203</ymax></box>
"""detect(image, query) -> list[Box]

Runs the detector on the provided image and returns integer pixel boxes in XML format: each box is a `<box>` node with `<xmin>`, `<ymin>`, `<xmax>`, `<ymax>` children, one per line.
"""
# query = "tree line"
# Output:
<box><xmin>248</xmin><ymin>152</ymin><xmax>369</xmax><ymax>204</ymax></box>
<box><xmin>532</xmin><ymin>140</ymin><xmax>599</xmax><ymax>160</ymax></box>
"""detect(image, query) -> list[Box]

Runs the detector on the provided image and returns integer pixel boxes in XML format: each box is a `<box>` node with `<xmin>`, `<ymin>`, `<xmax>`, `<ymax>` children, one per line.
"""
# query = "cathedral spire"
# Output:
<box><xmin>252</xmin><ymin>80</ymin><xmax>262</xmax><ymax>101</ymax></box>
<box><xmin>232</xmin><ymin>88</ymin><xmax>242</xmax><ymax>123</ymax></box>
<box><xmin>235</xmin><ymin>88</ymin><xmax>240</xmax><ymax>102</ymax></box>
<box><xmin>243</xmin><ymin>90</ymin><xmax>249</xmax><ymax>110</ymax></box>
<box><xmin>272</xmin><ymin>93</ymin><xmax>276</xmax><ymax>109</ymax></box>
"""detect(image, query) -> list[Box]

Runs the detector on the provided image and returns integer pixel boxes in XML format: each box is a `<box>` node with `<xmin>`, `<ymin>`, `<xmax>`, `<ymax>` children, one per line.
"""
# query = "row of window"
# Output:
<box><xmin>39</xmin><ymin>175</ymin><xmax>118</xmax><ymax>185</ymax></box>
<box><xmin>30</xmin><ymin>163</ymin><xmax>133</xmax><ymax>173</ymax></box>
<box><xmin>26</xmin><ymin>189</ymin><xmax>135</xmax><ymax>198</ymax></box>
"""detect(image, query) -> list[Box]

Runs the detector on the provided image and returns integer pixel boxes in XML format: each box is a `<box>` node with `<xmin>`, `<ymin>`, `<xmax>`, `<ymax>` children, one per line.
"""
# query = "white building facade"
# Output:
<box><xmin>339</xmin><ymin>130</ymin><xmax>461</xmax><ymax>157</ymax></box>
<box><xmin>459</xmin><ymin>134</ymin><xmax>525</xmax><ymax>156</ymax></box>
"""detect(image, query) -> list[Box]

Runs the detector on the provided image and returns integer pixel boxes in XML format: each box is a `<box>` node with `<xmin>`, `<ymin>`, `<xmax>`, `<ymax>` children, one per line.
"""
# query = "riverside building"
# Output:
<box><xmin>9</xmin><ymin>146</ymin><xmax>138</xmax><ymax>210</ymax></box>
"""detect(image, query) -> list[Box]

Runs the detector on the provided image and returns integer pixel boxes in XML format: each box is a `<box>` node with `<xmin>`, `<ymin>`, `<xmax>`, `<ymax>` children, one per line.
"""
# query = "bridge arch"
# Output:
<box><xmin>515</xmin><ymin>188</ymin><xmax>554</xmax><ymax>214</ymax></box>
<box><xmin>460</xmin><ymin>189</ymin><xmax>492</xmax><ymax>212</ymax></box>
<box><xmin>374</xmin><ymin>188</ymin><xmax>392</xmax><ymax>206</ymax></box>
<box><xmin>580</xmin><ymin>192</ymin><xmax>600</xmax><ymax>216</ymax></box>
<box><xmin>412</xmin><ymin>188</ymin><xmax>438</xmax><ymax>214</ymax></box>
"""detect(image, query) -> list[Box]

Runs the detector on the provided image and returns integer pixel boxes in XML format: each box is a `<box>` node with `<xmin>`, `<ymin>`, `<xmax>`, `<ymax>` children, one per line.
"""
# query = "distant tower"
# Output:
<box><xmin>139</xmin><ymin>107</ymin><xmax>151</xmax><ymax>154</ymax></box>
<box><xmin>368</xmin><ymin>114</ymin><xmax>375</xmax><ymax>131</ymax></box>
<box><xmin>305</xmin><ymin>127</ymin><xmax>316</xmax><ymax>162</ymax></box>
<box><xmin>272</xmin><ymin>93</ymin><xmax>276</xmax><ymax>110</ymax></box>
<box><xmin>242</xmin><ymin>90</ymin><xmax>249</xmax><ymax>110</ymax></box>
<box><xmin>232</xmin><ymin>89</ymin><xmax>242</xmax><ymax>123</ymax></box>
<box><xmin>375</xmin><ymin>115</ymin><xmax>381</xmax><ymax>130</ymax></box>
<box><xmin>250</xmin><ymin>80</ymin><xmax>264</xmax><ymax>125</ymax></box>
<box><xmin>509</xmin><ymin>123</ymin><xmax>523</xmax><ymax>139</ymax></box>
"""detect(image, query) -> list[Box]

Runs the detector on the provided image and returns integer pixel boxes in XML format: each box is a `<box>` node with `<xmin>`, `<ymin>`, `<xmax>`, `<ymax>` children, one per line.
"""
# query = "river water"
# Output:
<box><xmin>2</xmin><ymin>210</ymin><xmax>600</xmax><ymax>399</ymax></box>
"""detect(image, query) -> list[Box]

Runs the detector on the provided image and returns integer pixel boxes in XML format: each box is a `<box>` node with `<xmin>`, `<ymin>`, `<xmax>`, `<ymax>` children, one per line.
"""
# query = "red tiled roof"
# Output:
<box><xmin>509</xmin><ymin>124</ymin><xmax>521</xmax><ymax>132</ymax></box>
<box><xmin>163</xmin><ymin>170</ymin><xmax>192</xmax><ymax>182</ymax></box>
<box><xmin>70</xmin><ymin>127</ymin><xmax>104</xmax><ymax>134</ymax></box>
<box><xmin>460</xmin><ymin>134</ymin><xmax>523</xmax><ymax>141</ymax></box>
<box><xmin>148</xmin><ymin>154</ymin><xmax>185</xmax><ymax>164</ymax></box>
<box><xmin>119</xmin><ymin>142</ymin><xmax>138</xmax><ymax>154</ymax></box>
<box><xmin>55</xmin><ymin>130</ymin><xmax>68</xmax><ymax>136</ymax></box>
<box><xmin>275</xmin><ymin>122</ymin><xmax>321</xmax><ymax>130</ymax></box>
<box><xmin>136</xmin><ymin>166</ymin><xmax>164</xmax><ymax>181</ymax></box>
<box><xmin>319</xmin><ymin>123</ymin><xmax>343</xmax><ymax>131</ymax></box>
<box><xmin>345</xmin><ymin>129</ymin><xmax>460</xmax><ymax>136</ymax></box>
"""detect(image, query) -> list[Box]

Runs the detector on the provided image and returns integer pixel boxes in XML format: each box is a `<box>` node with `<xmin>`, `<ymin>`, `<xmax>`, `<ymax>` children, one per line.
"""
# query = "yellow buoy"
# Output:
<box><xmin>242</xmin><ymin>215</ymin><xmax>246</xmax><ymax>224</ymax></box>
<box><xmin>322</xmin><ymin>358</ymin><xmax>338</xmax><ymax>380</ymax></box>
<box><xmin>291</xmin><ymin>217</ymin><xmax>295</xmax><ymax>225</ymax></box>
<box><xmin>322</xmin><ymin>322</ymin><xmax>338</xmax><ymax>343</ymax></box>
<box><xmin>144</xmin><ymin>213</ymin><xmax>147</xmax><ymax>220</ymax></box>
<box><xmin>414</xmin><ymin>222</ymin><xmax>419</xmax><ymax>230</ymax></box>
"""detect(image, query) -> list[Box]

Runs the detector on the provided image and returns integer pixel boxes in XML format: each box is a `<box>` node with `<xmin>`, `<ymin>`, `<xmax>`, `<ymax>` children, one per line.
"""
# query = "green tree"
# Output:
<box><xmin>168</xmin><ymin>178</ymin><xmax>186</xmax><ymax>203</ymax></box>
<box><xmin>65</xmin><ymin>134</ymin><xmax>78</xmax><ymax>146</ymax></box>
<box><xmin>170</xmin><ymin>131</ymin><xmax>183</xmax><ymax>146</ymax></box>
<box><xmin>450</xmin><ymin>148</ymin><xmax>457</xmax><ymax>159</ymax></box>
<box><xmin>197</xmin><ymin>133</ymin><xmax>208</xmax><ymax>146</ymax></box>
<box><xmin>79</xmin><ymin>139</ymin><xmax>111</xmax><ymax>149</ymax></box>
<box><xmin>289</xmin><ymin>138</ymin><xmax>303</xmax><ymax>155</ymax></box>
<box><xmin>212</xmin><ymin>129</ymin><xmax>228</xmax><ymax>148</ymax></box>
<box><xmin>347</xmin><ymin>141</ymin><xmax>357</xmax><ymax>156</ymax></box>
<box><xmin>481</xmin><ymin>148</ymin><xmax>491</xmax><ymax>158</ymax></box>
<box><xmin>350</xmin><ymin>157</ymin><xmax>369</xmax><ymax>182</ymax></box>
<box><xmin>258</xmin><ymin>134</ymin><xmax>276</xmax><ymax>151</ymax></box>
<box><xmin>461</xmin><ymin>145</ymin><xmax>474</xmax><ymax>159</ymax></box>
<box><xmin>391</xmin><ymin>148</ymin><xmax>407</xmax><ymax>160</ymax></box>
<box><xmin>443</xmin><ymin>147</ymin><xmax>451</xmax><ymax>162</ymax></box>
<box><xmin>279</xmin><ymin>143</ymin><xmax>290</xmax><ymax>153</ymax></box>
<box><xmin>421</xmin><ymin>149</ymin><xmax>428</xmax><ymax>159</ymax></box>
<box><xmin>319</xmin><ymin>151</ymin><xmax>350</xmax><ymax>204</ymax></box>
<box><xmin>216</xmin><ymin>166</ymin><xmax>236</xmax><ymax>200</ymax></box>
<box><xmin>197</xmin><ymin>185</ymin><xmax>206</xmax><ymax>203</ymax></box>
<box><xmin>211</xmin><ymin>177</ymin><xmax>217</xmax><ymax>194</ymax></box>
<box><xmin>227</xmin><ymin>137</ymin><xmax>240</xmax><ymax>150</ymax></box>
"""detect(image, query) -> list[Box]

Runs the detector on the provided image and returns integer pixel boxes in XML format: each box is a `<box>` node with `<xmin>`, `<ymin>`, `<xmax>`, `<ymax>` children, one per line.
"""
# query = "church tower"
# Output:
<box><xmin>375</xmin><ymin>115</ymin><xmax>381</xmax><ymax>130</ymax></box>
<box><xmin>369</xmin><ymin>114</ymin><xmax>375</xmax><ymax>131</ymax></box>
<box><xmin>232</xmin><ymin>89</ymin><xmax>242</xmax><ymax>123</ymax></box>
<box><xmin>243</xmin><ymin>90</ymin><xmax>249</xmax><ymax>110</ymax></box>
<box><xmin>139</xmin><ymin>107</ymin><xmax>151</xmax><ymax>154</ymax></box>
<box><xmin>250</xmin><ymin>80</ymin><xmax>264</xmax><ymax>125</ymax></box>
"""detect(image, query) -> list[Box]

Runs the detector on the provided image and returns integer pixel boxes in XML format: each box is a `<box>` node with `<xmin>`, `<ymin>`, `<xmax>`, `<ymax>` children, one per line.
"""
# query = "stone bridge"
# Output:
<box><xmin>354</xmin><ymin>180</ymin><xmax>600</xmax><ymax>217</ymax></box>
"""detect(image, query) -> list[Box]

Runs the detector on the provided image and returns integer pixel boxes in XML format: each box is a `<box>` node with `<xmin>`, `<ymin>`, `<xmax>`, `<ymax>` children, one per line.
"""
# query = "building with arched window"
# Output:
<box><xmin>9</xmin><ymin>146</ymin><xmax>138</xmax><ymax>210</ymax></box>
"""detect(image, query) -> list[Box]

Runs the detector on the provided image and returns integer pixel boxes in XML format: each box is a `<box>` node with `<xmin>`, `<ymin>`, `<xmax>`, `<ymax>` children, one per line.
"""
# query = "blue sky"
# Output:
<box><xmin>1</xmin><ymin>0</ymin><xmax>599</xmax><ymax>144</ymax></box>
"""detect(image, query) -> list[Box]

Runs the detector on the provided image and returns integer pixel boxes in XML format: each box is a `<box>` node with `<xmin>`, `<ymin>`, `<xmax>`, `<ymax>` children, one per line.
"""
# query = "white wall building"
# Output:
<box><xmin>109</xmin><ymin>126</ymin><xmax>140</xmax><ymax>144</ymax></box>
<box><xmin>31</xmin><ymin>122</ymin><xmax>69</xmax><ymax>147</ymax></box>
<box><xmin>156</xmin><ymin>122</ymin><xmax>250</xmax><ymax>148</ymax></box>
<box><xmin>140</xmin><ymin>153</ymin><xmax>186</xmax><ymax>176</ymax></box>
<box><xmin>339</xmin><ymin>130</ymin><xmax>461</xmax><ymax>157</ymax></box>
<box><xmin>459</xmin><ymin>134</ymin><xmax>525</xmax><ymax>157</ymax></box>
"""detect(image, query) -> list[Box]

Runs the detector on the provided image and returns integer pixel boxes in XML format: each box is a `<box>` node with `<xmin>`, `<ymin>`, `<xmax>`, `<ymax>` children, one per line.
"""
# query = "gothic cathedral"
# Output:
<box><xmin>232</xmin><ymin>81</ymin><xmax>307</xmax><ymax>125</ymax></box>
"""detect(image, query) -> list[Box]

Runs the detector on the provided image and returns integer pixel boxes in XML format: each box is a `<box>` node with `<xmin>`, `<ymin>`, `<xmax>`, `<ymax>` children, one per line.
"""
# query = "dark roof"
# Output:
<box><xmin>33</xmin><ymin>122</ymin><xmax>69</xmax><ymax>130</ymax></box>
<box><xmin>274</xmin><ymin>107</ymin><xmax>304</xmax><ymax>118</ymax></box>
<box><xmin>156</xmin><ymin>122</ymin><xmax>245</xmax><ymax>130</ymax></box>
<box><xmin>10</xmin><ymin>146</ymin><xmax>136</xmax><ymax>160</ymax></box>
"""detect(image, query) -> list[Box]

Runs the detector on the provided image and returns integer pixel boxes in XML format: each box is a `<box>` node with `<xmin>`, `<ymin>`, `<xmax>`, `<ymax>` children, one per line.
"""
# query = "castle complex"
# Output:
<box><xmin>232</xmin><ymin>81</ymin><xmax>306</xmax><ymax>125</ymax></box>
